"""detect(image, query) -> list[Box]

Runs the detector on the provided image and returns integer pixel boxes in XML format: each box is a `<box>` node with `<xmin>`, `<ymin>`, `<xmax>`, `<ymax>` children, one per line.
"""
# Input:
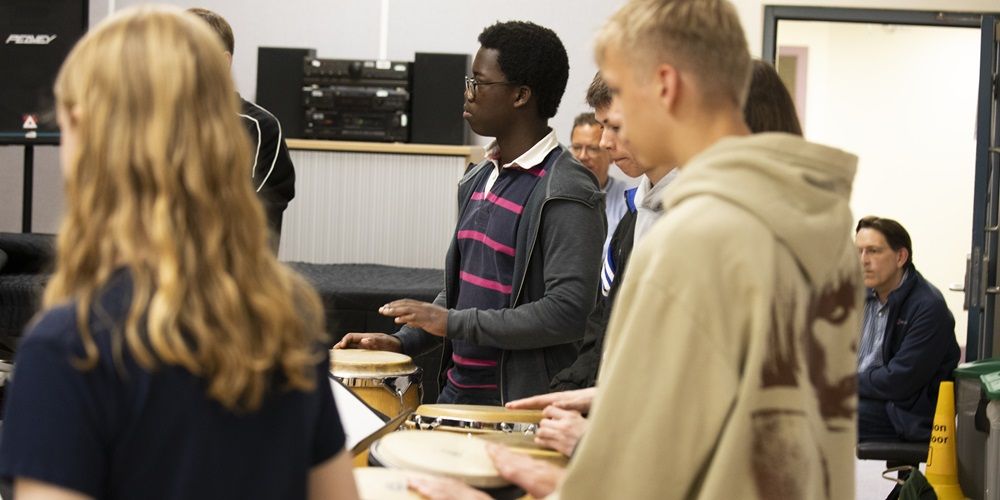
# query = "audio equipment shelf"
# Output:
<box><xmin>286</xmin><ymin>139</ymin><xmax>483</xmax><ymax>165</ymax></box>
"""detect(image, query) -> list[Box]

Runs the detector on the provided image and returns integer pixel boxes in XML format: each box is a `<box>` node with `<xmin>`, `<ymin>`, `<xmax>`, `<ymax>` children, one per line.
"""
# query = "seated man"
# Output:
<box><xmin>569</xmin><ymin>112</ymin><xmax>629</xmax><ymax>257</ymax></box>
<box><xmin>855</xmin><ymin>216</ymin><xmax>960</xmax><ymax>442</ymax></box>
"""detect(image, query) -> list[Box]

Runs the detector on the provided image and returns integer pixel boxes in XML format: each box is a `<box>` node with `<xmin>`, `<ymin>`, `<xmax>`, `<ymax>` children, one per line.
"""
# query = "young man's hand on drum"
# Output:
<box><xmin>406</xmin><ymin>476</ymin><xmax>491</xmax><ymax>500</ymax></box>
<box><xmin>536</xmin><ymin>406</ymin><xmax>588</xmax><ymax>457</ymax></box>
<box><xmin>333</xmin><ymin>333</ymin><xmax>403</xmax><ymax>352</ymax></box>
<box><xmin>505</xmin><ymin>387</ymin><xmax>596</xmax><ymax>414</ymax></box>
<box><xmin>379</xmin><ymin>299</ymin><xmax>448</xmax><ymax>337</ymax></box>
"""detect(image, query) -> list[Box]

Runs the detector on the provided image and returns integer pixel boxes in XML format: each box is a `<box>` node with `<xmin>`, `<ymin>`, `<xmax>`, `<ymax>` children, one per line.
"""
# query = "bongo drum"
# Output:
<box><xmin>353</xmin><ymin>467</ymin><xmax>427</xmax><ymax>500</ymax></box>
<box><xmin>369</xmin><ymin>430</ymin><xmax>512</xmax><ymax>489</ymax></box>
<box><xmin>407</xmin><ymin>404</ymin><xmax>542</xmax><ymax>434</ymax></box>
<box><xmin>330</xmin><ymin>349</ymin><xmax>422</xmax><ymax>420</ymax></box>
<box><xmin>476</xmin><ymin>432</ymin><xmax>569</xmax><ymax>467</ymax></box>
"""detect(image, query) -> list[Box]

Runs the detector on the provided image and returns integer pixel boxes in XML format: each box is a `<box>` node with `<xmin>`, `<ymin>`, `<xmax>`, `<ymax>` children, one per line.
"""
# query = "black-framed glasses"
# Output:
<box><xmin>464</xmin><ymin>75</ymin><xmax>517</xmax><ymax>99</ymax></box>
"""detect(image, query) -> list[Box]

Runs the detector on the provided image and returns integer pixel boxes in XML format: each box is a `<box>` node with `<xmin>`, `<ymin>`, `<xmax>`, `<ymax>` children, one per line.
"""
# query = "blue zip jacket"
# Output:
<box><xmin>858</xmin><ymin>265</ymin><xmax>960</xmax><ymax>441</ymax></box>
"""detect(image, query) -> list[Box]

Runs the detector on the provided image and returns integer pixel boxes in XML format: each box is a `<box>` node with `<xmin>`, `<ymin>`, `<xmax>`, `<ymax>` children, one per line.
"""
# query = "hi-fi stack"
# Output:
<box><xmin>302</xmin><ymin>58</ymin><xmax>411</xmax><ymax>142</ymax></box>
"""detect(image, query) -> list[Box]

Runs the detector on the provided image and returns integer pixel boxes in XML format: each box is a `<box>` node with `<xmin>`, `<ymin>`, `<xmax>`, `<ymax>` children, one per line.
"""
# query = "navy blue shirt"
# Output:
<box><xmin>0</xmin><ymin>272</ymin><xmax>345</xmax><ymax>499</ymax></box>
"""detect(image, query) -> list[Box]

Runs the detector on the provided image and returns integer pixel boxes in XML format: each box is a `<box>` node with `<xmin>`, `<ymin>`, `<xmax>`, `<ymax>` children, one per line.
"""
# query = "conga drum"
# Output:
<box><xmin>353</xmin><ymin>467</ymin><xmax>427</xmax><ymax>500</ymax></box>
<box><xmin>329</xmin><ymin>349</ymin><xmax>423</xmax><ymax>420</ymax></box>
<box><xmin>476</xmin><ymin>432</ymin><xmax>569</xmax><ymax>467</ymax></box>
<box><xmin>407</xmin><ymin>404</ymin><xmax>542</xmax><ymax>434</ymax></box>
<box><xmin>368</xmin><ymin>430</ymin><xmax>525</xmax><ymax>499</ymax></box>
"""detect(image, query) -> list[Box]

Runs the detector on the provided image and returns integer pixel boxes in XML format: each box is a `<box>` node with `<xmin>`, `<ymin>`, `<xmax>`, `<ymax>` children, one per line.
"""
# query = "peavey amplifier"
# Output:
<box><xmin>0</xmin><ymin>0</ymin><xmax>88</xmax><ymax>144</ymax></box>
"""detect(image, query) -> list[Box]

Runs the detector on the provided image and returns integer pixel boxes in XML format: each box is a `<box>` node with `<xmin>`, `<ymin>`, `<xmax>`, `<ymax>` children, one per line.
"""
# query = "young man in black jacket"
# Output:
<box><xmin>188</xmin><ymin>8</ymin><xmax>295</xmax><ymax>253</ymax></box>
<box><xmin>549</xmin><ymin>72</ymin><xmax>677</xmax><ymax>391</ymax></box>
<box><xmin>855</xmin><ymin>215</ymin><xmax>960</xmax><ymax>441</ymax></box>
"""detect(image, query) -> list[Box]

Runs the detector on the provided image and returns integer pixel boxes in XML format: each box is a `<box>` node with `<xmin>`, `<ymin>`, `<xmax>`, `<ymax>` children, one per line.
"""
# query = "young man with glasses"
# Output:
<box><xmin>337</xmin><ymin>21</ymin><xmax>604</xmax><ymax>405</ymax></box>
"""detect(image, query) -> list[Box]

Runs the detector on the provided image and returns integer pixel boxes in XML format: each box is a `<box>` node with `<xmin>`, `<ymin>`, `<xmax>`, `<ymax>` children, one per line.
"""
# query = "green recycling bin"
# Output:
<box><xmin>985</xmin><ymin>371</ymin><xmax>1000</xmax><ymax>500</ymax></box>
<box><xmin>954</xmin><ymin>358</ymin><xmax>1000</xmax><ymax>500</ymax></box>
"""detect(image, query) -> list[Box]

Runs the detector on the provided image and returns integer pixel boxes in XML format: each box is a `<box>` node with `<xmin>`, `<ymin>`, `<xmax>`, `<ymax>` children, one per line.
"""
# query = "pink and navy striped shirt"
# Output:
<box><xmin>446</xmin><ymin>134</ymin><xmax>559</xmax><ymax>402</ymax></box>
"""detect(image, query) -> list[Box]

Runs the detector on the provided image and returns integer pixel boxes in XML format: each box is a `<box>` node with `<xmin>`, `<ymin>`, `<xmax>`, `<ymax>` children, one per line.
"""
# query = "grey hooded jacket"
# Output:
<box><xmin>395</xmin><ymin>145</ymin><xmax>605</xmax><ymax>403</ymax></box>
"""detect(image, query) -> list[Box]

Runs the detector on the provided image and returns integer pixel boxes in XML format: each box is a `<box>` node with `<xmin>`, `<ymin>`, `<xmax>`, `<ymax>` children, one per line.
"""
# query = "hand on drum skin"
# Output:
<box><xmin>379</xmin><ymin>299</ymin><xmax>448</xmax><ymax>337</ymax></box>
<box><xmin>505</xmin><ymin>387</ymin><xmax>597</xmax><ymax>413</ymax></box>
<box><xmin>407</xmin><ymin>476</ymin><xmax>491</xmax><ymax>500</ymax></box>
<box><xmin>536</xmin><ymin>405</ymin><xmax>588</xmax><ymax>457</ymax></box>
<box><xmin>487</xmin><ymin>443</ymin><xmax>565</xmax><ymax>499</ymax></box>
<box><xmin>332</xmin><ymin>332</ymin><xmax>402</xmax><ymax>352</ymax></box>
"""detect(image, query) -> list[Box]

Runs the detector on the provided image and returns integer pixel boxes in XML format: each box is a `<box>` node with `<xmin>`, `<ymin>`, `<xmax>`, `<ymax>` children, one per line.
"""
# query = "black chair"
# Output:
<box><xmin>856</xmin><ymin>441</ymin><xmax>929</xmax><ymax>500</ymax></box>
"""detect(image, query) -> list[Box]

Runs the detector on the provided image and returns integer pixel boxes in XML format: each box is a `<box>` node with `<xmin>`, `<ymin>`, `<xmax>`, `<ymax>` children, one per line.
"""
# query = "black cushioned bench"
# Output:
<box><xmin>0</xmin><ymin>232</ymin><xmax>446</xmax><ymax>403</ymax></box>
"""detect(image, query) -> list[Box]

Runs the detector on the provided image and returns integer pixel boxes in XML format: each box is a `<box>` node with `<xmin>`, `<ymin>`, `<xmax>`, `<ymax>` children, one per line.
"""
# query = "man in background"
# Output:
<box><xmin>569</xmin><ymin>112</ymin><xmax>628</xmax><ymax>257</ymax></box>
<box><xmin>188</xmin><ymin>8</ymin><xmax>295</xmax><ymax>253</ymax></box>
<box><xmin>855</xmin><ymin>215</ymin><xmax>960</xmax><ymax>443</ymax></box>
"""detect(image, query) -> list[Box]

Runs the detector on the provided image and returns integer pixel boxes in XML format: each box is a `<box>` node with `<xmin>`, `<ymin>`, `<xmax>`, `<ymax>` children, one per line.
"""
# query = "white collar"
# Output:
<box><xmin>484</xmin><ymin>129</ymin><xmax>559</xmax><ymax>170</ymax></box>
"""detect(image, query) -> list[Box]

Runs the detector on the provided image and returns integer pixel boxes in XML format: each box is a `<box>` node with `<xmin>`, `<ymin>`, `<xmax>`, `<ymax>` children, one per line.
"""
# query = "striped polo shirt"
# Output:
<box><xmin>446</xmin><ymin>131</ymin><xmax>560</xmax><ymax>403</ymax></box>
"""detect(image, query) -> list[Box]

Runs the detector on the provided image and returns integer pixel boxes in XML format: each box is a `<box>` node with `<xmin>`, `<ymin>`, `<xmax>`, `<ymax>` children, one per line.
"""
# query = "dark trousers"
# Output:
<box><xmin>859</xmin><ymin>397</ymin><xmax>902</xmax><ymax>442</ymax></box>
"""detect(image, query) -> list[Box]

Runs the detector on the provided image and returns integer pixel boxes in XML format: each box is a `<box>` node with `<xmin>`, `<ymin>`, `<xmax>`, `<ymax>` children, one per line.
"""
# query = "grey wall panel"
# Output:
<box><xmin>280</xmin><ymin>150</ymin><xmax>465</xmax><ymax>268</ymax></box>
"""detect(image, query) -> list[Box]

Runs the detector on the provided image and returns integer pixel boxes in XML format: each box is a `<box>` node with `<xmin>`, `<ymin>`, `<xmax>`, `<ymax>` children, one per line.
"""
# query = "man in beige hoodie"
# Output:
<box><xmin>410</xmin><ymin>1</ymin><xmax>862</xmax><ymax>498</ymax></box>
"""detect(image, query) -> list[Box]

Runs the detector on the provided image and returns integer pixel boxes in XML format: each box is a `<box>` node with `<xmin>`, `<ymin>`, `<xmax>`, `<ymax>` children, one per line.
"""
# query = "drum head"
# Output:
<box><xmin>413</xmin><ymin>404</ymin><xmax>542</xmax><ymax>424</ymax></box>
<box><xmin>330</xmin><ymin>349</ymin><xmax>417</xmax><ymax>377</ymax></box>
<box><xmin>353</xmin><ymin>468</ymin><xmax>426</xmax><ymax>500</ymax></box>
<box><xmin>477</xmin><ymin>433</ymin><xmax>568</xmax><ymax>465</ymax></box>
<box><xmin>370</xmin><ymin>430</ymin><xmax>509</xmax><ymax>489</ymax></box>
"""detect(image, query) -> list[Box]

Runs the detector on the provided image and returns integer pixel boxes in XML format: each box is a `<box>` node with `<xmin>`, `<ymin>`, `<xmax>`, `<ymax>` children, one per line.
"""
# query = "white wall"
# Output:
<box><xmin>2</xmin><ymin>0</ymin><xmax>994</xmax><ymax>237</ymax></box>
<box><xmin>733</xmin><ymin>0</ymin><xmax>1000</xmax><ymax>57</ymax></box>
<box><xmin>1</xmin><ymin>0</ymin><xmax>630</xmax><ymax>232</ymax></box>
<box><xmin>777</xmin><ymin>20</ymin><xmax>980</xmax><ymax>345</ymax></box>
<box><xmin>108</xmin><ymin>0</ymin><xmax>626</xmax><ymax>147</ymax></box>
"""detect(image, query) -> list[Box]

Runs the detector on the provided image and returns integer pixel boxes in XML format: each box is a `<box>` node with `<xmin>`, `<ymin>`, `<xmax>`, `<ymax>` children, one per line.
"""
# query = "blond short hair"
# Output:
<box><xmin>595</xmin><ymin>0</ymin><xmax>752</xmax><ymax>109</ymax></box>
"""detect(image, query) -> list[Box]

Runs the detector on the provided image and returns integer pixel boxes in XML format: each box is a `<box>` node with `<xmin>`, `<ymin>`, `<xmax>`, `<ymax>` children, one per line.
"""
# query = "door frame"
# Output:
<box><xmin>762</xmin><ymin>5</ymin><xmax>998</xmax><ymax>360</ymax></box>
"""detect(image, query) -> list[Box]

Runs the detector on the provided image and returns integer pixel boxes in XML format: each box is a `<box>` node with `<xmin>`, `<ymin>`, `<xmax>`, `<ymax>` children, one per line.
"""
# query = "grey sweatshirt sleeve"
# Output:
<box><xmin>445</xmin><ymin>199</ymin><xmax>603</xmax><ymax>350</ymax></box>
<box><xmin>394</xmin><ymin>288</ymin><xmax>448</xmax><ymax>356</ymax></box>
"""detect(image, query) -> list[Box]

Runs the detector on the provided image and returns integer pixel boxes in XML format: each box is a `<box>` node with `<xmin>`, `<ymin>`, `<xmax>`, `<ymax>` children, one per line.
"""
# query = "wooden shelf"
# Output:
<box><xmin>286</xmin><ymin>138</ymin><xmax>483</xmax><ymax>163</ymax></box>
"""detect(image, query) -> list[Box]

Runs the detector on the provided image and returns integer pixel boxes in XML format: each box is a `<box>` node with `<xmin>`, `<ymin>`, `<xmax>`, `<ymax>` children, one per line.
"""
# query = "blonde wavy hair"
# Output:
<box><xmin>45</xmin><ymin>5</ymin><xmax>325</xmax><ymax>412</ymax></box>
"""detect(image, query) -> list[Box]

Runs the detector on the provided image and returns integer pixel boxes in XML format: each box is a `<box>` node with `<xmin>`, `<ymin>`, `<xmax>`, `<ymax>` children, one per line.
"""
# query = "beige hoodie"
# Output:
<box><xmin>555</xmin><ymin>133</ymin><xmax>862</xmax><ymax>499</ymax></box>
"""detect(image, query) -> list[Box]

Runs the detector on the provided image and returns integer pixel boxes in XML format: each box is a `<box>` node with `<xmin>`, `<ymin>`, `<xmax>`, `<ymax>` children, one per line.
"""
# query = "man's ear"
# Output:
<box><xmin>897</xmin><ymin>247</ymin><xmax>910</xmax><ymax>269</ymax></box>
<box><xmin>654</xmin><ymin>63</ymin><xmax>681</xmax><ymax>112</ymax></box>
<box><xmin>512</xmin><ymin>85</ymin><xmax>532</xmax><ymax>110</ymax></box>
<box><xmin>224</xmin><ymin>51</ymin><xmax>233</xmax><ymax>68</ymax></box>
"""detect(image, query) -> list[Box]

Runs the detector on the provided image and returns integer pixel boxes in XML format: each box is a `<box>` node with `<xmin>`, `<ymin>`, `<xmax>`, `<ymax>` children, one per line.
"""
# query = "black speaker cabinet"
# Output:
<box><xmin>0</xmin><ymin>0</ymin><xmax>88</xmax><ymax>145</ymax></box>
<box><xmin>256</xmin><ymin>47</ymin><xmax>316</xmax><ymax>139</ymax></box>
<box><xmin>411</xmin><ymin>52</ymin><xmax>469</xmax><ymax>145</ymax></box>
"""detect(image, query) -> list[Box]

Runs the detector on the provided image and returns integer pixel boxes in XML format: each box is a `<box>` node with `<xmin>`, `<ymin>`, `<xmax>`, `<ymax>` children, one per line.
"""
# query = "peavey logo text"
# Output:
<box><xmin>5</xmin><ymin>34</ymin><xmax>57</xmax><ymax>45</ymax></box>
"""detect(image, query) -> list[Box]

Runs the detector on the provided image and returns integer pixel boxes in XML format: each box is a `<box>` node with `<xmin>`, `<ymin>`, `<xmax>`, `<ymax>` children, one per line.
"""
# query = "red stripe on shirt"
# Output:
<box><xmin>460</xmin><ymin>271</ymin><xmax>513</xmax><ymax>294</ymax></box>
<box><xmin>456</xmin><ymin>230</ymin><xmax>515</xmax><ymax>256</ymax></box>
<box><xmin>469</xmin><ymin>191</ymin><xmax>524</xmax><ymax>214</ymax></box>
<box><xmin>452</xmin><ymin>353</ymin><xmax>498</xmax><ymax>367</ymax></box>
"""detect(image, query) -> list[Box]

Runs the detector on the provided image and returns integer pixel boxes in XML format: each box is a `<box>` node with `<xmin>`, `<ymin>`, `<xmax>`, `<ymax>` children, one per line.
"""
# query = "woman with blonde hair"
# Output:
<box><xmin>0</xmin><ymin>6</ymin><xmax>357</xmax><ymax>500</ymax></box>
